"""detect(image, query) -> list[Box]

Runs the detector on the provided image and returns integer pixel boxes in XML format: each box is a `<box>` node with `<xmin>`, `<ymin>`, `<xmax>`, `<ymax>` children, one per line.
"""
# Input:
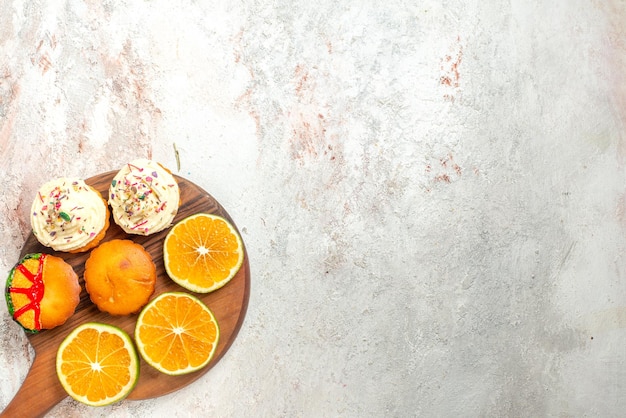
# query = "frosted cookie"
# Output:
<box><xmin>108</xmin><ymin>159</ymin><xmax>180</xmax><ymax>235</ymax></box>
<box><xmin>31</xmin><ymin>178</ymin><xmax>110</xmax><ymax>253</ymax></box>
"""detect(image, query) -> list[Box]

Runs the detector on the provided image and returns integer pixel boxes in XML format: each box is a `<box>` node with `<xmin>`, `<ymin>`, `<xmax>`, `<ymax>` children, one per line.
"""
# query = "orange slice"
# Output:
<box><xmin>56</xmin><ymin>322</ymin><xmax>139</xmax><ymax>406</ymax></box>
<box><xmin>134</xmin><ymin>292</ymin><xmax>220</xmax><ymax>375</ymax></box>
<box><xmin>163</xmin><ymin>213</ymin><xmax>244</xmax><ymax>293</ymax></box>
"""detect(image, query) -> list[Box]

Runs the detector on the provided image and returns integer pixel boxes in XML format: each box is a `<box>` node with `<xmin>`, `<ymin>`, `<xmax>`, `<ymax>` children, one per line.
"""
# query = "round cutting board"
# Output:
<box><xmin>1</xmin><ymin>171</ymin><xmax>250</xmax><ymax>418</ymax></box>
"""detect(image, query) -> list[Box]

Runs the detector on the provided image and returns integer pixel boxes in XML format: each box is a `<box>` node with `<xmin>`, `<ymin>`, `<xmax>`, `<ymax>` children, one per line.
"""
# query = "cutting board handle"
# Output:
<box><xmin>1</xmin><ymin>354</ymin><xmax>66</xmax><ymax>418</ymax></box>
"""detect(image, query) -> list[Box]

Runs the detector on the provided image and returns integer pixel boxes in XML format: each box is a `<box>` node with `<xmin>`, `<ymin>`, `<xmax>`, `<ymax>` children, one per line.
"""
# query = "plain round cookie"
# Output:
<box><xmin>84</xmin><ymin>239</ymin><xmax>157</xmax><ymax>315</ymax></box>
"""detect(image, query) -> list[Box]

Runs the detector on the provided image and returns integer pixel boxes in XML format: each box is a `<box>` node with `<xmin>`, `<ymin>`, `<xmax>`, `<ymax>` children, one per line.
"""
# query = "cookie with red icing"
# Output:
<box><xmin>5</xmin><ymin>253</ymin><xmax>80</xmax><ymax>333</ymax></box>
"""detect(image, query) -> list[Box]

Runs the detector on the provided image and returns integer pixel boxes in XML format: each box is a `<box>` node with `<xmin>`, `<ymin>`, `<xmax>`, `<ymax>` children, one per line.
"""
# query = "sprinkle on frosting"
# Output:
<box><xmin>30</xmin><ymin>178</ymin><xmax>107</xmax><ymax>252</ymax></box>
<box><xmin>108</xmin><ymin>159</ymin><xmax>180</xmax><ymax>235</ymax></box>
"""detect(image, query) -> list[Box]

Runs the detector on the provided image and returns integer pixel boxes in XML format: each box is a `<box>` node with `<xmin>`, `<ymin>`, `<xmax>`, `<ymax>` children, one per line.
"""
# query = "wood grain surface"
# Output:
<box><xmin>1</xmin><ymin>171</ymin><xmax>250</xmax><ymax>418</ymax></box>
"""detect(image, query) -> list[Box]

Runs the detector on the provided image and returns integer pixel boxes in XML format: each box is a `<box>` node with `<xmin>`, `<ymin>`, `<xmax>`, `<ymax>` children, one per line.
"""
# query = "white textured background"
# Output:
<box><xmin>2</xmin><ymin>0</ymin><xmax>626</xmax><ymax>416</ymax></box>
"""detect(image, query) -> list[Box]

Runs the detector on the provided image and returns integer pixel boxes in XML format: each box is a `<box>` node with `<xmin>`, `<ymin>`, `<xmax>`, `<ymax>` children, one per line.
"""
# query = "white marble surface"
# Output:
<box><xmin>2</xmin><ymin>0</ymin><xmax>626</xmax><ymax>416</ymax></box>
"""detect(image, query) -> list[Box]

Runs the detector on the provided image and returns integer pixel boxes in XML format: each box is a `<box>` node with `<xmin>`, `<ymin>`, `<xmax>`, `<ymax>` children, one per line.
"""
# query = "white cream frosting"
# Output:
<box><xmin>30</xmin><ymin>178</ymin><xmax>107</xmax><ymax>252</ymax></box>
<box><xmin>108</xmin><ymin>159</ymin><xmax>180</xmax><ymax>235</ymax></box>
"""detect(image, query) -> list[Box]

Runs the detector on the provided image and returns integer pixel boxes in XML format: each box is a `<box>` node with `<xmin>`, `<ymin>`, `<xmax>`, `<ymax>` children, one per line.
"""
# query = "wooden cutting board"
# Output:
<box><xmin>0</xmin><ymin>171</ymin><xmax>250</xmax><ymax>418</ymax></box>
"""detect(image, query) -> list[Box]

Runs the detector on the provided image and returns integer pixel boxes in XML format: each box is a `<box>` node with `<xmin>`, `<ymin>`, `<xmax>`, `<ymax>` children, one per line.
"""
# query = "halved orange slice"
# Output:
<box><xmin>163</xmin><ymin>213</ymin><xmax>244</xmax><ymax>293</ymax></box>
<box><xmin>134</xmin><ymin>292</ymin><xmax>220</xmax><ymax>375</ymax></box>
<box><xmin>56</xmin><ymin>322</ymin><xmax>139</xmax><ymax>406</ymax></box>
